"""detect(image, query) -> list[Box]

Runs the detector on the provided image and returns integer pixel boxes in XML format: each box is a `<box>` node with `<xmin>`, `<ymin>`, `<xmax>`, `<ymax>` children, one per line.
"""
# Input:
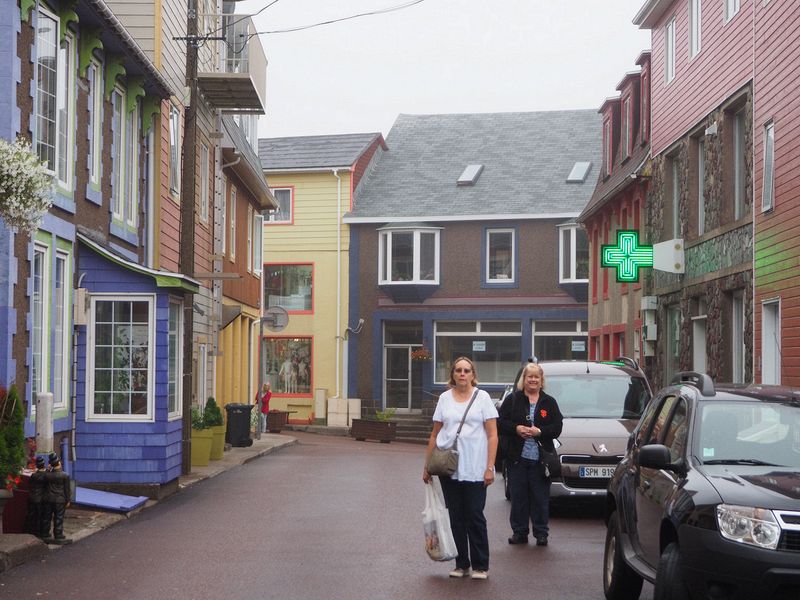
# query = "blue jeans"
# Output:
<box><xmin>439</xmin><ymin>477</ymin><xmax>489</xmax><ymax>571</ymax></box>
<box><xmin>508</xmin><ymin>458</ymin><xmax>551</xmax><ymax>539</ymax></box>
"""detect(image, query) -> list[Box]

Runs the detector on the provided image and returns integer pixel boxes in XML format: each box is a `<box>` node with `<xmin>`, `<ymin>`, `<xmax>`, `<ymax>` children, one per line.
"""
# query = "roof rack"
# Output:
<box><xmin>614</xmin><ymin>356</ymin><xmax>640</xmax><ymax>371</ymax></box>
<box><xmin>670</xmin><ymin>371</ymin><xmax>715</xmax><ymax>397</ymax></box>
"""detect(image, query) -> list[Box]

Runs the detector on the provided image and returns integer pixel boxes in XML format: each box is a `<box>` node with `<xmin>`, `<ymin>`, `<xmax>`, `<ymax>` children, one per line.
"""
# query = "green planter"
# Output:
<box><xmin>209</xmin><ymin>425</ymin><xmax>225</xmax><ymax>460</ymax></box>
<box><xmin>190</xmin><ymin>428</ymin><xmax>213</xmax><ymax>467</ymax></box>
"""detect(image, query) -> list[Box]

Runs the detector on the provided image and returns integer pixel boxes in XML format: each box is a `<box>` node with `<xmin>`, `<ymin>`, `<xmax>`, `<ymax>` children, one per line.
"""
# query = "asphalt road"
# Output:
<box><xmin>0</xmin><ymin>432</ymin><xmax>654</xmax><ymax>600</ymax></box>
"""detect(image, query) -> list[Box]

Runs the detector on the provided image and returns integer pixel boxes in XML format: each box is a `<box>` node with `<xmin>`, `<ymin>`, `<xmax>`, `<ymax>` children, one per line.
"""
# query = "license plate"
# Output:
<box><xmin>578</xmin><ymin>465</ymin><xmax>616</xmax><ymax>478</ymax></box>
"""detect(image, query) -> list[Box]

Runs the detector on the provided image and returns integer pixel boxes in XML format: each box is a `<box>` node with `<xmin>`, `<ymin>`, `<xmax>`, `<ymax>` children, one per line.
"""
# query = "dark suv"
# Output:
<box><xmin>498</xmin><ymin>358</ymin><xmax>651</xmax><ymax>500</ymax></box>
<box><xmin>603</xmin><ymin>372</ymin><xmax>800</xmax><ymax>600</ymax></box>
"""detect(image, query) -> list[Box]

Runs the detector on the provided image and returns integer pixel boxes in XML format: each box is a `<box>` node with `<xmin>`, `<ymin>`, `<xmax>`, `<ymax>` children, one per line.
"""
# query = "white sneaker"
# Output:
<box><xmin>448</xmin><ymin>568</ymin><xmax>470</xmax><ymax>578</ymax></box>
<box><xmin>471</xmin><ymin>570</ymin><xmax>488</xmax><ymax>580</ymax></box>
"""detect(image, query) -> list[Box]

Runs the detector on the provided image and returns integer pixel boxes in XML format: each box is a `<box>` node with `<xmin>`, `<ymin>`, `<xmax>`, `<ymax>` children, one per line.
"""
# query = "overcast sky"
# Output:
<box><xmin>239</xmin><ymin>0</ymin><xmax>652</xmax><ymax>139</ymax></box>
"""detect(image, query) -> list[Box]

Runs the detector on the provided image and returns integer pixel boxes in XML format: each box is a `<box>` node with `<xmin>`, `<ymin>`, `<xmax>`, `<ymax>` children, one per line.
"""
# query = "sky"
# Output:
<box><xmin>238</xmin><ymin>0</ymin><xmax>652</xmax><ymax>139</ymax></box>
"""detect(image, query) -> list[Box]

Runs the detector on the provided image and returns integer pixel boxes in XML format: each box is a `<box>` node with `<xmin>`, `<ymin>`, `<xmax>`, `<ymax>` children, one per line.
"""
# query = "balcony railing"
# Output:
<box><xmin>196</xmin><ymin>13</ymin><xmax>267</xmax><ymax>114</ymax></box>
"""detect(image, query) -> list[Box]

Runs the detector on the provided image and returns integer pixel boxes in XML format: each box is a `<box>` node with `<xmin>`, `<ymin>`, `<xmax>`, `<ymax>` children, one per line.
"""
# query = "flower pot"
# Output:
<box><xmin>209</xmin><ymin>425</ymin><xmax>225</xmax><ymax>460</ymax></box>
<box><xmin>266</xmin><ymin>410</ymin><xmax>288</xmax><ymax>433</ymax></box>
<box><xmin>190</xmin><ymin>428</ymin><xmax>214</xmax><ymax>467</ymax></box>
<box><xmin>350</xmin><ymin>418</ymin><xmax>397</xmax><ymax>443</ymax></box>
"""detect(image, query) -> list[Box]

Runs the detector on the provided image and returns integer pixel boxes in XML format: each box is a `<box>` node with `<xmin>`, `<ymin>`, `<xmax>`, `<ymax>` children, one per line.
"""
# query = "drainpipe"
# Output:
<box><xmin>332</xmin><ymin>168</ymin><xmax>342</xmax><ymax>399</ymax></box>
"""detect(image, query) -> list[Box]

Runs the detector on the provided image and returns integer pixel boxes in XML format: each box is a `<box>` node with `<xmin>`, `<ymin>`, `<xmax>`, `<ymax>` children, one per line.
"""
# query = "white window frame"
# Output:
<box><xmin>761</xmin><ymin>299</ymin><xmax>780</xmax><ymax>384</ymax></box>
<box><xmin>603</xmin><ymin>119</ymin><xmax>612</xmax><ymax>176</ymax></box>
<box><xmin>433</xmin><ymin>320</ymin><xmax>522</xmax><ymax>385</ymax></box>
<box><xmin>247</xmin><ymin>204</ymin><xmax>253</xmax><ymax>273</ymax></box>
<box><xmin>53</xmin><ymin>251</ymin><xmax>70</xmax><ymax>409</ymax></box>
<box><xmin>623</xmin><ymin>96</ymin><xmax>631</xmax><ymax>159</ymax></box>
<box><xmin>689</xmin><ymin>0</ymin><xmax>702</xmax><ymax>58</ymax></box>
<box><xmin>267</xmin><ymin>188</ymin><xmax>293</xmax><ymax>223</ymax></box>
<box><xmin>229</xmin><ymin>187</ymin><xmax>237</xmax><ymax>261</ymax></box>
<box><xmin>732</xmin><ymin>294</ymin><xmax>745</xmax><ymax>383</ymax></box>
<box><xmin>199</xmin><ymin>143</ymin><xmax>209</xmax><ymax>223</ymax></box>
<box><xmin>167</xmin><ymin>300</ymin><xmax>183</xmax><ymax>419</ymax></box>
<box><xmin>87</xmin><ymin>295</ymin><xmax>156</xmax><ymax>422</ymax></box>
<box><xmin>691</xmin><ymin>310</ymin><xmax>707</xmax><ymax>374</ymax></box>
<box><xmin>34</xmin><ymin>8</ymin><xmax>59</xmax><ymax>175</ymax></box>
<box><xmin>32</xmin><ymin>243</ymin><xmax>49</xmax><ymax>397</ymax></box>
<box><xmin>220</xmin><ymin>178</ymin><xmax>227</xmax><ymax>255</ymax></box>
<box><xmin>762</xmin><ymin>121</ymin><xmax>775</xmax><ymax>212</ymax></box>
<box><xmin>253</xmin><ymin>214</ymin><xmax>263</xmax><ymax>277</ymax></box>
<box><xmin>725</xmin><ymin>0</ymin><xmax>741</xmax><ymax>22</ymax></box>
<box><xmin>559</xmin><ymin>224</ymin><xmax>589</xmax><ymax>283</ymax></box>
<box><xmin>169</xmin><ymin>103</ymin><xmax>181</xmax><ymax>195</ymax></box>
<box><xmin>56</xmin><ymin>30</ymin><xmax>75</xmax><ymax>189</ymax></box>
<box><xmin>111</xmin><ymin>86</ymin><xmax>125</xmax><ymax>221</ymax></box>
<box><xmin>486</xmin><ymin>228</ymin><xmax>515</xmax><ymax>283</ymax></box>
<box><xmin>87</xmin><ymin>59</ymin><xmax>102</xmax><ymax>186</ymax></box>
<box><xmin>197</xmin><ymin>343</ymin><xmax>208</xmax><ymax>412</ymax></box>
<box><xmin>378</xmin><ymin>228</ymin><xmax>440</xmax><ymax>285</ymax></box>
<box><xmin>532</xmin><ymin>320</ymin><xmax>588</xmax><ymax>362</ymax></box>
<box><xmin>665</xmin><ymin>18</ymin><xmax>676</xmax><ymax>84</ymax></box>
<box><xmin>125</xmin><ymin>98</ymin><xmax>139</xmax><ymax>228</ymax></box>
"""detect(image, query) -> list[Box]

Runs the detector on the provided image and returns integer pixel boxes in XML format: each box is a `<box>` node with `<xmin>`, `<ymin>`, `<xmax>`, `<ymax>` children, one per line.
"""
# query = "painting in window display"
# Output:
<box><xmin>262</xmin><ymin>337</ymin><xmax>312</xmax><ymax>395</ymax></box>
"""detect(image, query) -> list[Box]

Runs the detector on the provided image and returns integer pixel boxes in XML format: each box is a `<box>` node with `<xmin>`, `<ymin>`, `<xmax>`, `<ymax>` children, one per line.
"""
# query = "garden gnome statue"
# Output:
<box><xmin>44</xmin><ymin>452</ymin><xmax>72</xmax><ymax>544</ymax></box>
<box><xmin>25</xmin><ymin>456</ymin><xmax>47</xmax><ymax>538</ymax></box>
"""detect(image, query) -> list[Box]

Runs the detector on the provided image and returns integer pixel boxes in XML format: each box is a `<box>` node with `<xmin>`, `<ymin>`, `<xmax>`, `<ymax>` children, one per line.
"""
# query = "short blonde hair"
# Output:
<box><xmin>448</xmin><ymin>356</ymin><xmax>479</xmax><ymax>387</ymax></box>
<box><xmin>516</xmin><ymin>362</ymin><xmax>545</xmax><ymax>391</ymax></box>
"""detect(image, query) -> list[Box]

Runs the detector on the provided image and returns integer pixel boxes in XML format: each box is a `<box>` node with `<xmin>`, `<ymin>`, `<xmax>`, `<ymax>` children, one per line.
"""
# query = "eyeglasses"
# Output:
<box><xmin>454</xmin><ymin>368</ymin><xmax>472</xmax><ymax>373</ymax></box>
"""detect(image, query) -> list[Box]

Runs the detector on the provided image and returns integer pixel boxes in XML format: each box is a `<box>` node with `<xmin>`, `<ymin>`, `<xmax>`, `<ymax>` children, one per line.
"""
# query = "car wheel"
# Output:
<box><xmin>603</xmin><ymin>511</ymin><xmax>643</xmax><ymax>600</ymax></box>
<box><xmin>654</xmin><ymin>542</ymin><xmax>690</xmax><ymax>600</ymax></box>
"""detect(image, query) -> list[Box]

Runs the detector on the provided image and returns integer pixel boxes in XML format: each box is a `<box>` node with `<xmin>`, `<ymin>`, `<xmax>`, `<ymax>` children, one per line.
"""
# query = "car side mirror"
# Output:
<box><xmin>638</xmin><ymin>444</ymin><xmax>672</xmax><ymax>470</ymax></box>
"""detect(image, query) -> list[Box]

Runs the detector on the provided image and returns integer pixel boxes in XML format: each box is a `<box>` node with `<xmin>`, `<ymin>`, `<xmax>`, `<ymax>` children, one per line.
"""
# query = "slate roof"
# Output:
<box><xmin>258</xmin><ymin>133</ymin><xmax>384</xmax><ymax>171</ymax></box>
<box><xmin>345</xmin><ymin>110</ymin><xmax>602</xmax><ymax>223</ymax></box>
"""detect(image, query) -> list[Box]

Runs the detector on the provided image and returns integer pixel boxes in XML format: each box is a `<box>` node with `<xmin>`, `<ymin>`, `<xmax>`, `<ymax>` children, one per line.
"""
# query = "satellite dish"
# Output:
<box><xmin>263</xmin><ymin>306</ymin><xmax>289</xmax><ymax>332</ymax></box>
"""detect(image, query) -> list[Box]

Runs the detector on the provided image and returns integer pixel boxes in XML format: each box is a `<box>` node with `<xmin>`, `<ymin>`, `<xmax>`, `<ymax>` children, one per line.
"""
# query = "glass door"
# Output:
<box><xmin>385</xmin><ymin>346</ymin><xmax>411</xmax><ymax>411</ymax></box>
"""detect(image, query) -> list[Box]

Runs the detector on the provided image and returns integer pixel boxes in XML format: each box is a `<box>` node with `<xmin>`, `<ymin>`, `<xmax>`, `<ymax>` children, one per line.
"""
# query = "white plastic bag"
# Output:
<box><xmin>422</xmin><ymin>478</ymin><xmax>458</xmax><ymax>561</ymax></box>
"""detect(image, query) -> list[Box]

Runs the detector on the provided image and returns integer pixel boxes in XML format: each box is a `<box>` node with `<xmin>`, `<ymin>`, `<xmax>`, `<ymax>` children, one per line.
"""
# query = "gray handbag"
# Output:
<box><xmin>426</xmin><ymin>389</ymin><xmax>479</xmax><ymax>477</ymax></box>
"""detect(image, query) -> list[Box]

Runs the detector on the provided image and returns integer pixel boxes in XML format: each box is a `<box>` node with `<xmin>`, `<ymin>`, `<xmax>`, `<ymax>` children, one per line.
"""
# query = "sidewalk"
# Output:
<box><xmin>0</xmin><ymin>433</ymin><xmax>298</xmax><ymax>573</ymax></box>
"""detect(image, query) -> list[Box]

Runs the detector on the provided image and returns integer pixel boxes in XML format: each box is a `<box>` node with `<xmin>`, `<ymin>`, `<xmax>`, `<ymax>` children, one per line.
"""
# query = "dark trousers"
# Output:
<box><xmin>439</xmin><ymin>477</ymin><xmax>489</xmax><ymax>571</ymax></box>
<box><xmin>508</xmin><ymin>458</ymin><xmax>551</xmax><ymax>539</ymax></box>
<box><xmin>25</xmin><ymin>502</ymin><xmax>42</xmax><ymax>538</ymax></box>
<box><xmin>41</xmin><ymin>502</ymin><xmax>66</xmax><ymax>539</ymax></box>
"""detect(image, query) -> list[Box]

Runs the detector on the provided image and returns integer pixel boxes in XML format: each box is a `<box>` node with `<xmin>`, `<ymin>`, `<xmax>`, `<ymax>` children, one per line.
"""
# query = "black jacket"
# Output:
<box><xmin>498</xmin><ymin>389</ymin><xmax>563</xmax><ymax>462</ymax></box>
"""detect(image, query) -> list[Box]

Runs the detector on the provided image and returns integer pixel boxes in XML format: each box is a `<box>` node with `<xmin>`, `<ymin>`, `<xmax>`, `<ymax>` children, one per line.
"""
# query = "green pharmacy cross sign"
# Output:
<box><xmin>601</xmin><ymin>230</ymin><xmax>653</xmax><ymax>283</ymax></box>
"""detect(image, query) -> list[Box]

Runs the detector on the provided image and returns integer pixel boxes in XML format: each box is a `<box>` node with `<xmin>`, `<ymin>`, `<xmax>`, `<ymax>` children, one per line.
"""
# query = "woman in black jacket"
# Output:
<box><xmin>498</xmin><ymin>362</ymin><xmax>563</xmax><ymax>546</ymax></box>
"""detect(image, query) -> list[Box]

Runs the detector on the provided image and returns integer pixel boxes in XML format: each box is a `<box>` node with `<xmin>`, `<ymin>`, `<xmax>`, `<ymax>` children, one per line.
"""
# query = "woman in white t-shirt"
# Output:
<box><xmin>423</xmin><ymin>357</ymin><xmax>499</xmax><ymax>580</ymax></box>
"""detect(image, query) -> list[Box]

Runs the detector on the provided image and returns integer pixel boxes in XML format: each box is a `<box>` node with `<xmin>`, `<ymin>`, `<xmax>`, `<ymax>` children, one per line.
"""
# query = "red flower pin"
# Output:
<box><xmin>540</xmin><ymin>409</ymin><xmax>548</xmax><ymax>418</ymax></box>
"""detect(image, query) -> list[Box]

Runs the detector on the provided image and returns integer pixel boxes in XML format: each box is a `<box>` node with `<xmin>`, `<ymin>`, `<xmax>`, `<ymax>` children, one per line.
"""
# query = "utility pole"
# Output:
<box><xmin>180</xmin><ymin>0</ymin><xmax>199</xmax><ymax>475</ymax></box>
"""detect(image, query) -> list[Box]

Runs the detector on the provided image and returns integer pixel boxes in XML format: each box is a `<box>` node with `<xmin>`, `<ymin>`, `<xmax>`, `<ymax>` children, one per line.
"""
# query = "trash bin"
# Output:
<box><xmin>225</xmin><ymin>403</ymin><xmax>254</xmax><ymax>447</ymax></box>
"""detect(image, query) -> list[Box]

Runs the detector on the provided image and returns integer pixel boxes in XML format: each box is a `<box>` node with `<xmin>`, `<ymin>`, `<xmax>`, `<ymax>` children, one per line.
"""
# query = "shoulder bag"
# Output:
<box><xmin>426</xmin><ymin>389</ymin><xmax>480</xmax><ymax>477</ymax></box>
<box><xmin>538</xmin><ymin>439</ymin><xmax>561</xmax><ymax>478</ymax></box>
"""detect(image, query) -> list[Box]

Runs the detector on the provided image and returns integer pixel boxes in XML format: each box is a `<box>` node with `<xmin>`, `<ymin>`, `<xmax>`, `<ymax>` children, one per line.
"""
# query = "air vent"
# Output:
<box><xmin>567</xmin><ymin>161</ymin><xmax>592</xmax><ymax>183</ymax></box>
<box><xmin>457</xmin><ymin>164</ymin><xmax>484</xmax><ymax>186</ymax></box>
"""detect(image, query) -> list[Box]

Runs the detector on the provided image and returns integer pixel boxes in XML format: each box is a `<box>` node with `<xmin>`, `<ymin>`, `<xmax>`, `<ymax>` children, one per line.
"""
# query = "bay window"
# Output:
<box><xmin>379</xmin><ymin>227</ymin><xmax>439</xmax><ymax>284</ymax></box>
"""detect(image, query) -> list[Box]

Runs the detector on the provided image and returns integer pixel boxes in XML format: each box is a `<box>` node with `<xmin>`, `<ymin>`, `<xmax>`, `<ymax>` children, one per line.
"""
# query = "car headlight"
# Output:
<box><xmin>716</xmin><ymin>504</ymin><xmax>781</xmax><ymax>550</ymax></box>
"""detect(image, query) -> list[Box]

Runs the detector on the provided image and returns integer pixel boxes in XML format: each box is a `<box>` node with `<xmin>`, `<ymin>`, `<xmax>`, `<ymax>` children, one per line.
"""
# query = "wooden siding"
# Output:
<box><xmin>221</xmin><ymin>172</ymin><xmax>262</xmax><ymax>308</ymax></box>
<box><xmin>157</xmin><ymin>99</ymin><xmax>181</xmax><ymax>272</ymax></box>
<box><xmin>650</xmin><ymin>0</ymin><xmax>754</xmax><ymax>155</ymax></box>
<box><xmin>753</xmin><ymin>0</ymin><xmax>800</xmax><ymax>384</ymax></box>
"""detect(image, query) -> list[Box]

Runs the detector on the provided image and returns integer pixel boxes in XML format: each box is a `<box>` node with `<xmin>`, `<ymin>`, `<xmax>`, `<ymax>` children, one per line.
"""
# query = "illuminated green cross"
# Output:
<box><xmin>601</xmin><ymin>230</ymin><xmax>653</xmax><ymax>283</ymax></box>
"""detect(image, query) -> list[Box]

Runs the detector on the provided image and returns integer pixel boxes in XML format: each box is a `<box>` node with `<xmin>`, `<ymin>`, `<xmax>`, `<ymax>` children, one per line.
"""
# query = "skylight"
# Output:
<box><xmin>566</xmin><ymin>161</ymin><xmax>592</xmax><ymax>183</ymax></box>
<box><xmin>457</xmin><ymin>164</ymin><xmax>484</xmax><ymax>186</ymax></box>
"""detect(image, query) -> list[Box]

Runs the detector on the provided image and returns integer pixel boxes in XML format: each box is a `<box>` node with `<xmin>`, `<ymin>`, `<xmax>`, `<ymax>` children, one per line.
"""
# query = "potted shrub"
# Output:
<box><xmin>350</xmin><ymin>408</ymin><xmax>397</xmax><ymax>443</ymax></box>
<box><xmin>203</xmin><ymin>397</ymin><xmax>225</xmax><ymax>460</ymax></box>
<box><xmin>190</xmin><ymin>406</ymin><xmax>213</xmax><ymax>467</ymax></box>
<box><xmin>0</xmin><ymin>385</ymin><xmax>25</xmax><ymax>531</ymax></box>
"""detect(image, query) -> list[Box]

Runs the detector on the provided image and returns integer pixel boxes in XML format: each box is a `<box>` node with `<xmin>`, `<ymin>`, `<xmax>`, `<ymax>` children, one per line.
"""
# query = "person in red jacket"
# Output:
<box><xmin>256</xmin><ymin>382</ymin><xmax>272</xmax><ymax>433</ymax></box>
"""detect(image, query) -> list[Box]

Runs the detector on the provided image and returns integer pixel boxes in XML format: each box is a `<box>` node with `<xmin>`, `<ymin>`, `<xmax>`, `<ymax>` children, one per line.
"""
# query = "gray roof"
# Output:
<box><xmin>258</xmin><ymin>133</ymin><xmax>383</xmax><ymax>171</ymax></box>
<box><xmin>346</xmin><ymin>111</ymin><xmax>602</xmax><ymax>222</ymax></box>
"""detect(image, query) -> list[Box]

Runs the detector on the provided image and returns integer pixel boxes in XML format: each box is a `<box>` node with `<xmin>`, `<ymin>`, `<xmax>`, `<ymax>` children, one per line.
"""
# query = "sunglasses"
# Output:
<box><xmin>454</xmin><ymin>368</ymin><xmax>473</xmax><ymax>373</ymax></box>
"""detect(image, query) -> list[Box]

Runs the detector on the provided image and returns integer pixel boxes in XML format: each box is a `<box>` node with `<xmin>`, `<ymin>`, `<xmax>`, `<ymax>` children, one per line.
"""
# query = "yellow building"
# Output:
<box><xmin>259</xmin><ymin>134</ymin><xmax>386</xmax><ymax>422</ymax></box>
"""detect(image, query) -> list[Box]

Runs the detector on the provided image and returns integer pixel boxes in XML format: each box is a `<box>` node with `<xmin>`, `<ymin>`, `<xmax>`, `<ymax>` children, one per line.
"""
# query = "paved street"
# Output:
<box><xmin>0</xmin><ymin>432</ymin><xmax>653</xmax><ymax>599</ymax></box>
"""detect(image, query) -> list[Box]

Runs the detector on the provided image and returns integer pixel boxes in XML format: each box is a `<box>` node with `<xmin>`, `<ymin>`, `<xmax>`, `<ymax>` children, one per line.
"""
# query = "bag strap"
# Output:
<box><xmin>454</xmin><ymin>388</ymin><xmax>480</xmax><ymax>440</ymax></box>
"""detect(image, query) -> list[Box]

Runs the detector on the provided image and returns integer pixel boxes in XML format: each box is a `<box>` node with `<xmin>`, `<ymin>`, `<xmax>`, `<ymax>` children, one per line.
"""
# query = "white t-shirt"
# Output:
<box><xmin>433</xmin><ymin>389</ymin><xmax>498</xmax><ymax>482</ymax></box>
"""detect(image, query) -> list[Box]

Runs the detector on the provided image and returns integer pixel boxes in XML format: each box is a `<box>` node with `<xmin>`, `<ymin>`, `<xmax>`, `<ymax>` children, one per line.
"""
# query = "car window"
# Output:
<box><xmin>699</xmin><ymin>401</ymin><xmax>800</xmax><ymax>467</ymax></box>
<box><xmin>662</xmin><ymin>399</ymin><xmax>688</xmax><ymax>462</ymax></box>
<box><xmin>634</xmin><ymin>392</ymin><xmax>664</xmax><ymax>446</ymax></box>
<box><xmin>646</xmin><ymin>395</ymin><xmax>678</xmax><ymax>445</ymax></box>
<box><xmin>546</xmin><ymin>375</ymin><xmax>650</xmax><ymax>419</ymax></box>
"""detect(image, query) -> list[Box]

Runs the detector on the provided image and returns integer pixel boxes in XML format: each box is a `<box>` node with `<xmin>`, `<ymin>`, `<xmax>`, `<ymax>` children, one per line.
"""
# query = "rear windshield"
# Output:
<box><xmin>545</xmin><ymin>375</ymin><xmax>649</xmax><ymax>419</ymax></box>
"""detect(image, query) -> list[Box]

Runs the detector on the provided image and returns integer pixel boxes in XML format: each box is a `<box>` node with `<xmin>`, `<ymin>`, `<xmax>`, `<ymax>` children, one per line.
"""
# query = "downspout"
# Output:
<box><xmin>332</xmin><ymin>168</ymin><xmax>341</xmax><ymax>399</ymax></box>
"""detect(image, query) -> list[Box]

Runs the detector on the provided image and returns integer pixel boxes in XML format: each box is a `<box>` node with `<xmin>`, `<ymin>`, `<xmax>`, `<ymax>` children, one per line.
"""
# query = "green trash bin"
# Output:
<box><xmin>225</xmin><ymin>403</ymin><xmax>254</xmax><ymax>447</ymax></box>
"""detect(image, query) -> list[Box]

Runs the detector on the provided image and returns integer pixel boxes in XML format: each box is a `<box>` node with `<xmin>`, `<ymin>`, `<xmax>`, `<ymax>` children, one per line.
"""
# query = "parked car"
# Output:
<box><xmin>497</xmin><ymin>358</ymin><xmax>652</xmax><ymax>501</ymax></box>
<box><xmin>603</xmin><ymin>372</ymin><xmax>800</xmax><ymax>600</ymax></box>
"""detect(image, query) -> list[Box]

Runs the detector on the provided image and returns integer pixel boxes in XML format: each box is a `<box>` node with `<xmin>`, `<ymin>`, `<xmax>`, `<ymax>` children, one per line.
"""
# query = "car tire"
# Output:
<box><xmin>654</xmin><ymin>542</ymin><xmax>690</xmax><ymax>600</ymax></box>
<box><xmin>603</xmin><ymin>511</ymin><xmax>643</xmax><ymax>600</ymax></box>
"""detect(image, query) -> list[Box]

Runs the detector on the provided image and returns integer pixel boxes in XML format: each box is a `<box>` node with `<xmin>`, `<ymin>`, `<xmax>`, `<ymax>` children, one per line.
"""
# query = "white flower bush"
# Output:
<box><xmin>0</xmin><ymin>137</ymin><xmax>53</xmax><ymax>233</ymax></box>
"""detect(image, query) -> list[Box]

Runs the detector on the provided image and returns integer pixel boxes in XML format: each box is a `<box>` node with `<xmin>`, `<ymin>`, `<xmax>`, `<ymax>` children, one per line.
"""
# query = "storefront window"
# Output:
<box><xmin>532</xmin><ymin>320</ymin><xmax>588</xmax><ymax>361</ymax></box>
<box><xmin>434</xmin><ymin>321</ymin><xmax>521</xmax><ymax>384</ymax></box>
<box><xmin>264</xmin><ymin>264</ymin><xmax>312</xmax><ymax>312</ymax></box>
<box><xmin>263</xmin><ymin>337</ymin><xmax>312</xmax><ymax>395</ymax></box>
